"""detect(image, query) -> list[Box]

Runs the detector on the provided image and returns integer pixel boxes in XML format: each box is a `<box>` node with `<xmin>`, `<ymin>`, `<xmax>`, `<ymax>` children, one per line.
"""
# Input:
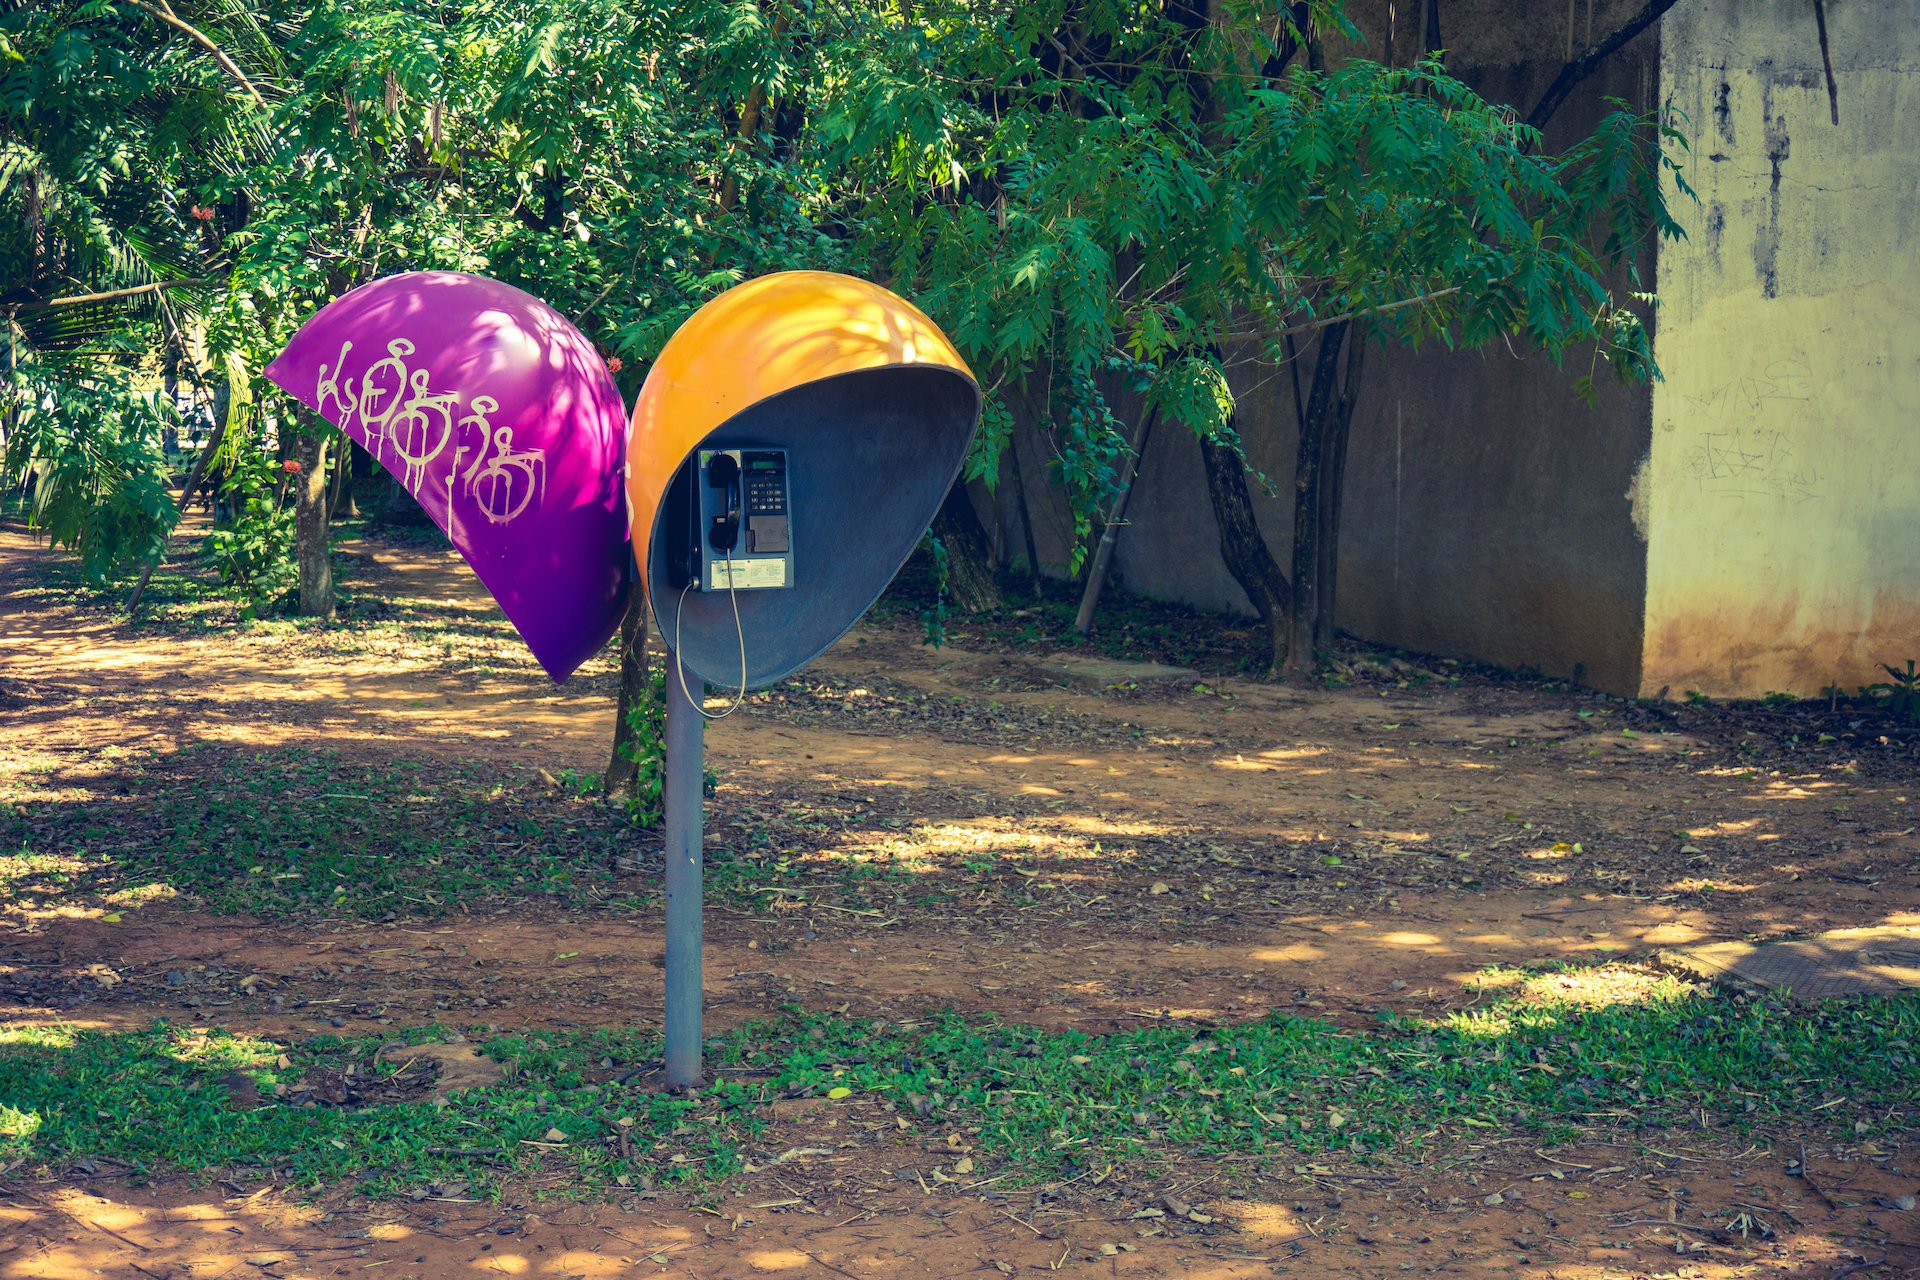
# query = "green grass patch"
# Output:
<box><xmin>0</xmin><ymin>1022</ymin><xmax>746</xmax><ymax>1196</ymax></box>
<box><xmin>3</xmin><ymin>983</ymin><xmax>1914</xmax><ymax>1197</ymax></box>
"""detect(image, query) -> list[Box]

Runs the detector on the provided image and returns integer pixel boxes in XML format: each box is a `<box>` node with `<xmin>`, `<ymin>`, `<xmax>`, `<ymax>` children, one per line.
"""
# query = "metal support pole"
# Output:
<box><xmin>662</xmin><ymin>655</ymin><xmax>705</xmax><ymax>1088</ymax></box>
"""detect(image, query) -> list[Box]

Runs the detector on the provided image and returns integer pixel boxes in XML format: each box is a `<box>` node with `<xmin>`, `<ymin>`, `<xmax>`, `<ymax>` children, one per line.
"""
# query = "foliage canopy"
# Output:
<box><xmin>3</xmin><ymin>0</ymin><xmax>1681</xmax><ymax>626</ymax></box>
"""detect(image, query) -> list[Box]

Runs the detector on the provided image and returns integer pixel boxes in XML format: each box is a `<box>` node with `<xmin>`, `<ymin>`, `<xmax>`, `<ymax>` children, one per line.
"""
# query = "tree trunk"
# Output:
<box><xmin>1284</xmin><ymin>322</ymin><xmax>1351</xmax><ymax>679</ymax></box>
<box><xmin>1417</xmin><ymin>0</ymin><xmax>1442</xmax><ymax>56</ymax></box>
<box><xmin>604</xmin><ymin>582</ymin><xmax>651</xmax><ymax>798</ymax></box>
<box><xmin>1006</xmin><ymin>436</ymin><xmax>1043</xmax><ymax>597</ymax></box>
<box><xmin>329</xmin><ymin>438</ymin><xmax>358</xmax><ymax>518</ymax></box>
<box><xmin>206</xmin><ymin>378</ymin><xmax>233</xmax><ymax>517</ymax></box>
<box><xmin>294</xmin><ymin>425</ymin><xmax>334</xmax><ymax>618</ymax></box>
<box><xmin>1197</xmin><ymin>425</ymin><xmax>1291</xmax><ymax>677</ymax></box>
<box><xmin>1312</xmin><ymin>329</ymin><xmax>1367</xmax><ymax>657</ymax></box>
<box><xmin>930</xmin><ymin>480</ymin><xmax>1002</xmax><ymax>613</ymax></box>
<box><xmin>379</xmin><ymin>472</ymin><xmax>434</xmax><ymax>526</ymax></box>
<box><xmin>162</xmin><ymin>340</ymin><xmax>179</xmax><ymax>439</ymax></box>
<box><xmin>1075</xmin><ymin>406</ymin><xmax>1157</xmax><ymax>634</ymax></box>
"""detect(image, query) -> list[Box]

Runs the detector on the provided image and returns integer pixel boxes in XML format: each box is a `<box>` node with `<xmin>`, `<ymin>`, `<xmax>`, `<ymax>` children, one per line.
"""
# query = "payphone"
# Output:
<box><xmin>661</xmin><ymin>447</ymin><xmax>794</xmax><ymax>720</ymax></box>
<box><xmin>665</xmin><ymin>447</ymin><xmax>794</xmax><ymax>594</ymax></box>
<box><xmin>625</xmin><ymin>270</ymin><xmax>981</xmax><ymax>1089</ymax></box>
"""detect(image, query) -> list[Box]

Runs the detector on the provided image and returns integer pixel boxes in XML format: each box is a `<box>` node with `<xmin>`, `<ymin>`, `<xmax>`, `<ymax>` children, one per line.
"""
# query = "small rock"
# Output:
<box><xmin>1892</xmin><ymin>1194</ymin><xmax>1916</xmax><ymax>1212</ymax></box>
<box><xmin>1483</xmin><ymin>1192</ymin><xmax>1505</xmax><ymax>1206</ymax></box>
<box><xmin>543</xmin><ymin>1127</ymin><xmax>568</xmax><ymax>1144</ymax></box>
<box><xmin>1149</xmin><ymin>882</ymin><xmax>1172</xmax><ymax>895</ymax></box>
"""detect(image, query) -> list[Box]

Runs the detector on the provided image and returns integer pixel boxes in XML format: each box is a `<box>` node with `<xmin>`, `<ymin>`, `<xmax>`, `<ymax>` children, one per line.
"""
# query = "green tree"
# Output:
<box><xmin>817</xmin><ymin>0</ymin><xmax>1683</xmax><ymax>674</ymax></box>
<box><xmin>7</xmin><ymin>0</ymin><xmax>1686</xmax><ymax>694</ymax></box>
<box><xmin>1</xmin><ymin>0</ymin><xmax>247</xmax><ymax>581</ymax></box>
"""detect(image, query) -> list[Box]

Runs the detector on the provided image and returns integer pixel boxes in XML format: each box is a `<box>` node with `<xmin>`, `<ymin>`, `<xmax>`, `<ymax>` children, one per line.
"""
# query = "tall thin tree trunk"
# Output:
<box><xmin>1198</xmin><ymin>425</ymin><xmax>1291</xmax><ymax>677</ymax></box>
<box><xmin>329</xmin><ymin>438</ymin><xmax>358</xmax><ymax>518</ymax></box>
<box><xmin>1312</xmin><ymin>329</ymin><xmax>1367</xmax><ymax>656</ymax></box>
<box><xmin>1285</xmin><ymin>322</ymin><xmax>1351</xmax><ymax>679</ymax></box>
<box><xmin>162</xmin><ymin>340</ymin><xmax>179</xmax><ymax>428</ymax></box>
<box><xmin>1075</xmin><ymin>407</ymin><xmax>1157</xmax><ymax>634</ymax></box>
<box><xmin>1418</xmin><ymin>0</ymin><xmax>1442</xmax><ymax>55</ymax></box>
<box><xmin>931</xmin><ymin>480</ymin><xmax>1002</xmax><ymax>612</ymax></box>
<box><xmin>294</xmin><ymin>424</ymin><xmax>334</xmax><ymax>618</ymax></box>
<box><xmin>604</xmin><ymin>582</ymin><xmax>652</xmax><ymax>800</ymax></box>
<box><xmin>1006</xmin><ymin>436</ymin><xmax>1043</xmax><ymax>597</ymax></box>
<box><xmin>380</xmin><ymin>471</ymin><xmax>433</xmax><ymax>526</ymax></box>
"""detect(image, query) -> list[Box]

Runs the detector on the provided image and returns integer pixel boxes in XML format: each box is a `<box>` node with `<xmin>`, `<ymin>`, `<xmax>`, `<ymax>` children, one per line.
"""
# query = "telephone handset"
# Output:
<box><xmin>706</xmin><ymin>452</ymin><xmax>742</xmax><ymax>553</ymax></box>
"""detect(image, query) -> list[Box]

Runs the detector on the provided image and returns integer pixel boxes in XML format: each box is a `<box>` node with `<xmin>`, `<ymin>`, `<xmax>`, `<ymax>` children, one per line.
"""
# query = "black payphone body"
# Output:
<box><xmin>663</xmin><ymin>447</ymin><xmax>794</xmax><ymax>593</ymax></box>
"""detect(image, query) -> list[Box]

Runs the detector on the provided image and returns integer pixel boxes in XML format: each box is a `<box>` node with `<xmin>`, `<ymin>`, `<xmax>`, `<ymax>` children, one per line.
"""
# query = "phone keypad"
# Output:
<box><xmin>745</xmin><ymin>474</ymin><xmax>786</xmax><ymax>514</ymax></box>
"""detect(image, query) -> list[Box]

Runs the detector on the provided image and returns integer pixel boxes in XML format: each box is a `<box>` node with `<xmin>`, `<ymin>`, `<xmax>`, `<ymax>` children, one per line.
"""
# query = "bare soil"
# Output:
<box><xmin>3</xmin><ymin>522</ymin><xmax>1917</xmax><ymax>1279</ymax></box>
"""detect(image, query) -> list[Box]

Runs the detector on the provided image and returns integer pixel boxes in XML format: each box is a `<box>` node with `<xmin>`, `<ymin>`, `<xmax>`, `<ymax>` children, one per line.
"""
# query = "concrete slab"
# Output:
<box><xmin>1038</xmin><ymin>655</ymin><xmax>1200</xmax><ymax>684</ymax></box>
<box><xmin>1666</xmin><ymin>926</ymin><xmax>1920</xmax><ymax>1000</ymax></box>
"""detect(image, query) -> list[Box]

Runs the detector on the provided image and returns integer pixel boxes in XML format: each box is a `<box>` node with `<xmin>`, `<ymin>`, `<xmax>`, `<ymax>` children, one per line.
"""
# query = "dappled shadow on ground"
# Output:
<box><xmin>5</xmin><ymin>723</ymin><xmax>1919</xmax><ymax>1038</ymax></box>
<box><xmin>6</xmin><ymin>511</ymin><xmax>1920</xmax><ymax>1038</ymax></box>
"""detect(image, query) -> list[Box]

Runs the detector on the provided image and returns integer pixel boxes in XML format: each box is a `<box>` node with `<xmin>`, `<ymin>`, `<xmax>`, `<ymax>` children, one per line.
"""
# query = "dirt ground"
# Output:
<box><xmin>3</xmin><ymin>522</ymin><xmax>1917</xmax><ymax>1279</ymax></box>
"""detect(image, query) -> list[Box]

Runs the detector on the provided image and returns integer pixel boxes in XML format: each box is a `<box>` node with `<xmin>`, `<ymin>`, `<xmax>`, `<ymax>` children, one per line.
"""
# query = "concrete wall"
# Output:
<box><xmin>1642</xmin><ymin>1</ymin><xmax>1920</xmax><ymax>697</ymax></box>
<box><xmin>1332</xmin><ymin>3</ymin><xmax>1660</xmax><ymax>695</ymax></box>
<box><xmin>985</xmin><ymin>3</ymin><xmax>1663</xmax><ymax>692</ymax></box>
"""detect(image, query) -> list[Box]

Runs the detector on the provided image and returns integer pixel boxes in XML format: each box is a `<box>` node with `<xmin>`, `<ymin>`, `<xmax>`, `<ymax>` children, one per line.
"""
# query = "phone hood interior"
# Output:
<box><xmin>626</xmin><ymin>271</ymin><xmax>981</xmax><ymax>691</ymax></box>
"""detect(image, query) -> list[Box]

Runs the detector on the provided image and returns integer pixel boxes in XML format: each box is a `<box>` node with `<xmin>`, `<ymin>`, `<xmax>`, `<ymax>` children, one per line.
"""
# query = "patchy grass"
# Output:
<box><xmin>1</xmin><ymin>745</ymin><xmax>936</xmax><ymax>921</ymax></box>
<box><xmin>4</xmin><ymin>983</ymin><xmax>1914</xmax><ymax>1198</ymax></box>
<box><xmin>2</xmin><ymin>746</ymin><xmax>649</xmax><ymax>920</ymax></box>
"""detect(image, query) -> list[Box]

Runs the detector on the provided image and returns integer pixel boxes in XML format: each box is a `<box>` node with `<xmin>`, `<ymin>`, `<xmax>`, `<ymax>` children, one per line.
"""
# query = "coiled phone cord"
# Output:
<box><xmin>672</xmin><ymin>545</ymin><xmax>751</xmax><ymax>721</ymax></box>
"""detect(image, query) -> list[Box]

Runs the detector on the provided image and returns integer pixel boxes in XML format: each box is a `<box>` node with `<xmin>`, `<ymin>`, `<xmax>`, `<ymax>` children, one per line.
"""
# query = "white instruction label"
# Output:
<box><xmin>708</xmin><ymin>558</ymin><xmax>789</xmax><ymax>589</ymax></box>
